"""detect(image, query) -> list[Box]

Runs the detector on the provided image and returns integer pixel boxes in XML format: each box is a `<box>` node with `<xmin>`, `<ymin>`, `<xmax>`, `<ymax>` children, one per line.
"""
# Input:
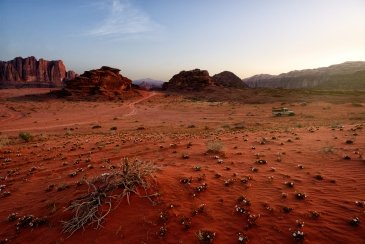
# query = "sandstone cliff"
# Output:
<box><xmin>0</xmin><ymin>56</ymin><xmax>77</xmax><ymax>87</ymax></box>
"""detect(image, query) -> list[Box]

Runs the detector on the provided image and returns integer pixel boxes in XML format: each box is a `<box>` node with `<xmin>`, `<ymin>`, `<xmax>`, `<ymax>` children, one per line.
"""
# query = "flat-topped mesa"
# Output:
<box><xmin>0</xmin><ymin>56</ymin><xmax>77</xmax><ymax>87</ymax></box>
<box><xmin>64</xmin><ymin>66</ymin><xmax>132</xmax><ymax>98</ymax></box>
<box><xmin>162</xmin><ymin>69</ymin><xmax>215</xmax><ymax>91</ymax></box>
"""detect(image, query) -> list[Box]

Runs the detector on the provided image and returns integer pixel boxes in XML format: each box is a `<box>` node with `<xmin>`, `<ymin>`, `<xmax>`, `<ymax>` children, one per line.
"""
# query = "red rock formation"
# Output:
<box><xmin>64</xmin><ymin>66</ymin><xmax>132</xmax><ymax>98</ymax></box>
<box><xmin>65</xmin><ymin>70</ymin><xmax>77</xmax><ymax>81</ymax></box>
<box><xmin>213</xmin><ymin>71</ymin><xmax>248</xmax><ymax>88</ymax></box>
<box><xmin>162</xmin><ymin>69</ymin><xmax>216</xmax><ymax>91</ymax></box>
<box><xmin>0</xmin><ymin>56</ymin><xmax>76</xmax><ymax>87</ymax></box>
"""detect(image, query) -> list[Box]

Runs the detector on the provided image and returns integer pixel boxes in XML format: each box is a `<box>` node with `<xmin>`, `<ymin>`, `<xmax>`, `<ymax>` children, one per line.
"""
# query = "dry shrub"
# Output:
<box><xmin>206</xmin><ymin>140</ymin><xmax>224</xmax><ymax>153</ymax></box>
<box><xmin>0</xmin><ymin>135</ymin><xmax>10</xmax><ymax>148</ymax></box>
<box><xmin>62</xmin><ymin>158</ymin><xmax>158</xmax><ymax>237</ymax></box>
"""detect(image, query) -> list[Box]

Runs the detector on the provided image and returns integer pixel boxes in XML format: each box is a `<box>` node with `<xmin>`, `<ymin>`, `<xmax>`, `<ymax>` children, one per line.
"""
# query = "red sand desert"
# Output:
<box><xmin>0</xmin><ymin>88</ymin><xmax>364</xmax><ymax>243</ymax></box>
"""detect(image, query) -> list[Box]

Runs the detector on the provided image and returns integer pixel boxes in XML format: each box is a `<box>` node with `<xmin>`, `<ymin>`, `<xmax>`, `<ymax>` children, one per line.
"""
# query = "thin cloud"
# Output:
<box><xmin>88</xmin><ymin>0</ymin><xmax>160</xmax><ymax>37</ymax></box>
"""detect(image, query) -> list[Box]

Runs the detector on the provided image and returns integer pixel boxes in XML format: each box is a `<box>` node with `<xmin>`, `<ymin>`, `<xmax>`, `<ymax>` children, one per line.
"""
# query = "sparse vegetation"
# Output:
<box><xmin>19</xmin><ymin>132</ymin><xmax>32</xmax><ymax>142</ymax></box>
<box><xmin>323</xmin><ymin>145</ymin><xmax>335</xmax><ymax>154</ymax></box>
<box><xmin>0</xmin><ymin>135</ymin><xmax>10</xmax><ymax>148</ymax></box>
<box><xmin>61</xmin><ymin>158</ymin><xmax>158</xmax><ymax>236</ymax></box>
<box><xmin>351</xmin><ymin>102</ymin><xmax>363</xmax><ymax>107</ymax></box>
<box><xmin>196</xmin><ymin>229</ymin><xmax>215</xmax><ymax>243</ymax></box>
<box><xmin>206</xmin><ymin>140</ymin><xmax>224</xmax><ymax>153</ymax></box>
<box><xmin>91</xmin><ymin>125</ymin><xmax>102</xmax><ymax>129</ymax></box>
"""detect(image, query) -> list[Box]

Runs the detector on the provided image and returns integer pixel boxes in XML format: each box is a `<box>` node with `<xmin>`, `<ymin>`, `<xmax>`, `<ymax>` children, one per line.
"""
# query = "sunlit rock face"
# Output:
<box><xmin>0</xmin><ymin>56</ymin><xmax>76</xmax><ymax>86</ymax></box>
<box><xmin>64</xmin><ymin>66</ymin><xmax>132</xmax><ymax>98</ymax></box>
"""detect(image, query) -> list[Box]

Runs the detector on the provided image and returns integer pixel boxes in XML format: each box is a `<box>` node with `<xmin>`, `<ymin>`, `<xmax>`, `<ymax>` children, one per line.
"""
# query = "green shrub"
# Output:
<box><xmin>19</xmin><ymin>132</ymin><xmax>32</xmax><ymax>142</ymax></box>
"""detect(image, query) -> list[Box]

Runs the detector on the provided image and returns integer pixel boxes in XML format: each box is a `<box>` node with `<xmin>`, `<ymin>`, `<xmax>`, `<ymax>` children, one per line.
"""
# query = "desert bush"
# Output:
<box><xmin>62</xmin><ymin>158</ymin><xmax>158</xmax><ymax>236</ymax></box>
<box><xmin>206</xmin><ymin>140</ymin><xmax>224</xmax><ymax>153</ymax></box>
<box><xmin>0</xmin><ymin>135</ymin><xmax>10</xmax><ymax>148</ymax></box>
<box><xmin>65</xmin><ymin>130</ymin><xmax>73</xmax><ymax>136</ymax></box>
<box><xmin>19</xmin><ymin>132</ymin><xmax>32</xmax><ymax>142</ymax></box>
<box><xmin>233</xmin><ymin>122</ymin><xmax>245</xmax><ymax>130</ymax></box>
<box><xmin>351</xmin><ymin>102</ymin><xmax>363</xmax><ymax>107</ymax></box>
<box><xmin>196</xmin><ymin>230</ymin><xmax>215</xmax><ymax>243</ymax></box>
<box><xmin>323</xmin><ymin>145</ymin><xmax>335</xmax><ymax>154</ymax></box>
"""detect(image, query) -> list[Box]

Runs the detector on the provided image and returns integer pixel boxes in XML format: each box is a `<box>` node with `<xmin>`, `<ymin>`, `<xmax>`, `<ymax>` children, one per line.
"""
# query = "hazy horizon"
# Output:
<box><xmin>1</xmin><ymin>0</ymin><xmax>365</xmax><ymax>80</ymax></box>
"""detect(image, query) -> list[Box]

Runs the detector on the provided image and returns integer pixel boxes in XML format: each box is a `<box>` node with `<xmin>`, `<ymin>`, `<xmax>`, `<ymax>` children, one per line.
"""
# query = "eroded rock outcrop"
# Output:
<box><xmin>162</xmin><ymin>69</ymin><xmax>215</xmax><ymax>91</ymax></box>
<box><xmin>242</xmin><ymin>61</ymin><xmax>365</xmax><ymax>89</ymax></box>
<box><xmin>0</xmin><ymin>56</ymin><xmax>76</xmax><ymax>87</ymax></box>
<box><xmin>213</xmin><ymin>71</ymin><xmax>247</xmax><ymax>88</ymax></box>
<box><xmin>64</xmin><ymin>66</ymin><xmax>132</xmax><ymax>98</ymax></box>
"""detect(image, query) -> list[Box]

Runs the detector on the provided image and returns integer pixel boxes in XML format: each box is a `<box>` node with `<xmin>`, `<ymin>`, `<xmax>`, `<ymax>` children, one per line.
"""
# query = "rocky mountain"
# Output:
<box><xmin>63</xmin><ymin>66</ymin><xmax>132</xmax><ymax>98</ymax></box>
<box><xmin>0</xmin><ymin>56</ymin><xmax>77</xmax><ymax>87</ymax></box>
<box><xmin>213</xmin><ymin>71</ymin><xmax>247</xmax><ymax>88</ymax></box>
<box><xmin>243</xmin><ymin>61</ymin><xmax>365</xmax><ymax>89</ymax></box>
<box><xmin>162</xmin><ymin>69</ymin><xmax>216</xmax><ymax>91</ymax></box>
<box><xmin>133</xmin><ymin>78</ymin><xmax>164</xmax><ymax>90</ymax></box>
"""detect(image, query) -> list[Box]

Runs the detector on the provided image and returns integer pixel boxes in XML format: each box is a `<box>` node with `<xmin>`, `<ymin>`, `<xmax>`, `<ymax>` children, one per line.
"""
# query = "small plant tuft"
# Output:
<box><xmin>206</xmin><ymin>140</ymin><xmax>224</xmax><ymax>153</ymax></box>
<box><xmin>196</xmin><ymin>229</ymin><xmax>215</xmax><ymax>243</ymax></box>
<box><xmin>19</xmin><ymin>132</ymin><xmax>32</xmax><ymax>142</ymax></box>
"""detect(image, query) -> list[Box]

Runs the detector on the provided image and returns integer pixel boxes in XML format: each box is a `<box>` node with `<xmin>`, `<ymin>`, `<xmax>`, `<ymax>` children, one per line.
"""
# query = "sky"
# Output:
<box><xmin>1</xmin><ymin>0</ymin><xmax>365</xmax><ymax>81</ymax></box>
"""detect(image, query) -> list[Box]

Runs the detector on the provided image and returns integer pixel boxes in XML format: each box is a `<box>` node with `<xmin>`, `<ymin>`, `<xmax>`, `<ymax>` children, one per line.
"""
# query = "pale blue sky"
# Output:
<box><xmin>1</xmin><ymin>0</ymin><xmax>365</xmax><ymax>80</ymax></box>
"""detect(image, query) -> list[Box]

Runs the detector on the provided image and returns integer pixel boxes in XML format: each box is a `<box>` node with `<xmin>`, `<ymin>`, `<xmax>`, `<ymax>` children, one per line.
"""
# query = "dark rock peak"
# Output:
<box><xmin>213</xmin><ymin>71</ymin><xmax>247</xmax><ymax>88</ymax></box>
<box><xmin>163</xmin><ymin>68</ymin><xmax>215</xmax><ymax>91</ymax></box>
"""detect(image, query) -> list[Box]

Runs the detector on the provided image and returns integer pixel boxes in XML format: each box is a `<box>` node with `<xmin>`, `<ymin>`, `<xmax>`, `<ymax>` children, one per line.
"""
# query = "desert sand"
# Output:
<box><xmin>0</xmin><ymin>88</ymin><xmax>364</xmax><ymax>243</ymax></box>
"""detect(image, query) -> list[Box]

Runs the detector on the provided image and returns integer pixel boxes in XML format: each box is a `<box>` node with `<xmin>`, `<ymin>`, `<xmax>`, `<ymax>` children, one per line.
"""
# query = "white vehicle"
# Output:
<box><xmin>272</xmin><ymin>107</ymin><xmax>295</xmax><ymax>116</ymax></box>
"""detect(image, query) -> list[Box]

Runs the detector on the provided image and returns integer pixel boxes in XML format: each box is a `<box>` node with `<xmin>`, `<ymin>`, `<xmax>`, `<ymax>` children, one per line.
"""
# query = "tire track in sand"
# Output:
<box><xmin>0</xmin><ymin>92</ymin><xmax>157</xmax><ymax>133</ymax></box>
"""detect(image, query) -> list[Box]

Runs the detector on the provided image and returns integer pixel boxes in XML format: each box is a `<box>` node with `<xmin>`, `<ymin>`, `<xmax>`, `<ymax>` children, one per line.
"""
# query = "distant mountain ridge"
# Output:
<box><xmin>0</xmin><ymin>56</ymin><xmax>76</xmax><ymax>87</ymax></box>
<box><xmin>133</xmin><ymin>78</ymin><xmax>164</xmax><ymax>90</ymax></box>
<box><xmin>243</xmin><ymin>61</ymin><xmax>365</xmax><ymax>89</ymax></box>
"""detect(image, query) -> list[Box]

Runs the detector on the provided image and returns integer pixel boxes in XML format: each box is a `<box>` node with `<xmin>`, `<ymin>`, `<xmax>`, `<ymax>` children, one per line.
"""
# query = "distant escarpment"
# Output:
<box><xmin>133</xmin><ymin>78</ymin><xmax>164</xmax><ymax>90</ymax></box>
<box><xmin>213</xmin><ymin>71</ymin><xmax>247</xmax><ymax>88</ymax></box>
<box><xmin>243</xmin><ymin>61</ymin><xmax>365</xmax><ymax>90</ymax></box>
<box><xmin>0</xmin><ymin>56</ymin><xmax>77</xmax><ymax>87</ymax></box>
<box><xmin>63</xmin><ymin>66</ymin><xmax>133</xmax><ymax>99</ymax></box>
<box><xmin>163</xmin><ymin>69</ymin><xmax>215</xmax><ymax>91</ymax></box>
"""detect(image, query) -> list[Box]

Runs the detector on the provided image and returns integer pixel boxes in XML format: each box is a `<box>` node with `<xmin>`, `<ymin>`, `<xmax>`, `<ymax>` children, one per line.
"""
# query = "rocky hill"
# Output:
<box><xmin>162</xmin><ymin>69</ymin><xmax>215</xmax><ymax>91</ymax></box>
<box><xmin>213</xmin><ymin>71</ymin><xmax>247</xmax><ymax>88</ymax></box>
<box><xmin>243</xmin><ymin>61</ymin><xmax>365</xmax><ymax>90</ymax></box>
<box><xmin>0</xmin><ymin>56</ymin><xmax>77</xmax><ymax>87</ymax></box>
<box><xmin>63</xmin><ymin>66</ymin><xmax>132</xmax><ymax>99</ymax></box>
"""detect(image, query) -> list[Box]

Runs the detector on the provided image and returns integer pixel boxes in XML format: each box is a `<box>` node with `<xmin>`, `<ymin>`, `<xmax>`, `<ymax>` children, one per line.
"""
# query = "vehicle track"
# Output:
<box><xmin>0</xmin><ymin>92</ymin><xmax>157</xmax><ymax>133</ymax></box>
